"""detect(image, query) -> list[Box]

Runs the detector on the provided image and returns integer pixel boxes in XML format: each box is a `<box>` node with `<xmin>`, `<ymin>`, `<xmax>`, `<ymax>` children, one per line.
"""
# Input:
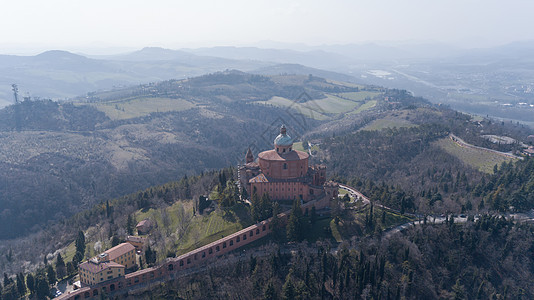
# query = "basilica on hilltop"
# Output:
<box><xmin>239</xmin><ymin>125</ymin><xmax>338</xmax><ymax>203</ymax></box>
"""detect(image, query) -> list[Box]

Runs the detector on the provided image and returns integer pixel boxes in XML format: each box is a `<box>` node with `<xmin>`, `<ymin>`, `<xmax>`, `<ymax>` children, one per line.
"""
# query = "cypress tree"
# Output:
<box><xmin>46</xmin><ymin>265</ymin><xmax>56</xmax><ymax>285</ymax></box>
<box><xmin>56</xmin><ymin>253</ymin><xmax>66</xmax><ymax>279</ymax></box>
<box><xmin>75</xmin><ymin>230</ymin><xmax>86</xmax><ymax>255</ymax></box>
<box><xmin>26</xmin><ymin>273</ymin><xmax>35</xmax><ymax>294</ymax></box>
<box><xmin>35</xmin><ymin>270</ymin><xmax>49</xmax><ymax>300</ymax></box>
<box><xmin>310</xmin><ymin>206</ymin><xmax>317</xmax><ymax>225</ymax></box>
<box><xmin>16</xmin><ymin>272</ymin><xmax>26</xmax><ymax>296</ymax></box>
<box><xmin>4</xmin><ymin>272</ymin><xmax>10</xmax><ymax>286</ymax></box>
<box><xmin>127</xmin><ymin>214</ymin><xmax>135</xmax><ymax>235</ymax></box>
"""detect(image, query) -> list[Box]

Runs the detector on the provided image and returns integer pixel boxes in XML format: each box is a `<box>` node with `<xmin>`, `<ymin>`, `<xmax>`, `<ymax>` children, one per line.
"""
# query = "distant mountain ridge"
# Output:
<box><xmin>1</xmin><ymin>42</ymin><xmax>534</xmax><ymax>125</ymax></box>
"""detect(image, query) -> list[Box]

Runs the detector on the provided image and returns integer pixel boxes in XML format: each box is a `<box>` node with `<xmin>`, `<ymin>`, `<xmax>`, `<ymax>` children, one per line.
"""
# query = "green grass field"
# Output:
<box><xmin>86</xmin><ymin>97</ymin><xmax>195</xmax><ymax>120</ymax></box>
<box><xmin>336</xmin><ymin>91</ymin><xmax>380</xmax><ymax>101</ymax></box>
<box><xmin>292</xmin><ymin>142</ymin><xmax>305</xmax><ymax>151</ymax></box>
<box><xmin>256</xmin><ymin>96</ymin><xmax>329</xmax><ymax>120</ymax></box>
<box><xmin>435</xmin><ymin>137</ymin><xmax>518</xmax><ymax>174</ymax></box>
<box><xmin>351</xmin><ymin>100</ymin><xmax>377</xmax><ymax>114</ymax></box>
<box><xmin>256</xmin><ymin>91</ymin><xmax>380</xmax><ymax>120</ymax></box>
<box><xmin>133</xmin><ymin>200</ymin><xmax>247</xmax><ymax>258</ymax></box>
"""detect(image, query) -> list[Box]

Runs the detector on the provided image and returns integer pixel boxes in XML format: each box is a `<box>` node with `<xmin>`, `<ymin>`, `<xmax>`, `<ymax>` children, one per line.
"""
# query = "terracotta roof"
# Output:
<box><xmin>136</xmin><ymin>219</ymin><xmax>151</xmax><ymax>227</ymax></box>
<box><xmin>249</xmin><ymin>173</ymin><xmax>311</xmax><ymax>184</ymax></box>
<box><xmin>258</xmin><ymin>149</ymin><xmax>308</xmax><ymax>161</ymax></box>
<box><xmin>104</xmin><ymin>243</ymin><xmax>135</xmax><ymax>261</ymax></box>
<box><xmin>249</xmin><ymin>173</ymin><xmax>269</xmax><ymax>183</ymax></box>
<box><xmin>126</xmin><ymin>236</ymin><xmax>146</xmax><ymax>243</ymax></box>
<box><xmin>125</xmin><ymin>266</ymin><xmax>157</xmax><ymax>279</ymax></box>
<box><xmin>79</xmin><ymin>260</ymin><xmax>124</xmax><ymax>273</ymax></box>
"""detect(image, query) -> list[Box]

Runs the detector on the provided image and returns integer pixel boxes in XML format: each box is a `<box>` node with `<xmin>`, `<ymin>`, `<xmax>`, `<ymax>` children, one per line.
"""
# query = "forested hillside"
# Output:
<box><xmin>320</xmin><ymin>99</ymin><xmax>532</xmax><ymax>214</ymax></box>
<box><xmin>2</xmin><ymin>71</ymin><xmax>534</xmax><ymax>290</ymax></box>
<box><xmin>135</xmin><ymin>216</ymin><xmax>534</xmax><ymax>299</ymax></box>
<box><xmin>473</xmin><ymin>157</ymin><xmax>534</xmax><ymax>211</ymax></box>
<box><xmin>3</xmin><ymin>72</ymin><xmax>358</xmax><ymax>240</ymax></box>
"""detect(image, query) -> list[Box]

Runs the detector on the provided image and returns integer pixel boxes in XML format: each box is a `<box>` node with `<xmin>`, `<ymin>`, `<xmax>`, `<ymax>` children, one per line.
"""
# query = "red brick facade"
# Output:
<box><xmin>239</xmin><ymin>125</ymin><xmax>328</xmax><ymax>202</ymax></box>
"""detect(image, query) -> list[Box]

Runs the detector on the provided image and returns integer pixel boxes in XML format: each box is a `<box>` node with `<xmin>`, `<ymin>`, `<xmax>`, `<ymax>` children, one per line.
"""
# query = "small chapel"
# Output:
<box><xmin>239</xmin><ymin>125</ymin><xmax>338</xmax><ymax>202</ymax></box>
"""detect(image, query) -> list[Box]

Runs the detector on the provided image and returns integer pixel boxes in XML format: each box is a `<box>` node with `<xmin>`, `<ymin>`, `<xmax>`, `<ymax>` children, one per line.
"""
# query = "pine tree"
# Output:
<box><xmin>260</xmin><ymin>193</ymin><xmax>272</xmax><ymax>220</ymax></box>
<box><xmin>264</xmin><ymin>280</ymin><xmax>277</xmax><ymax>300</ymax></box>
<box><xmin>271</xmin><ymin>202</ymin><xmax>283</xmax><ymax>241</ymax></box>
<box><xmin>286</xmin><ymin>199</ymin><xmax>303</xmax><ymax>242</ymax></box>
<box><xmin>250</xmin><ymin>192</ymin><xmax>261</xmax><ymax>222</ymax></box>
<box><xmin>282</xmin><ymin>276</ymin><xmax>295</xmax><ymax>300</ymax></box>
<box><xmin>286</xmin><ymin>214</ymin><xmax>300</xmax><ymax>242</ymax></box>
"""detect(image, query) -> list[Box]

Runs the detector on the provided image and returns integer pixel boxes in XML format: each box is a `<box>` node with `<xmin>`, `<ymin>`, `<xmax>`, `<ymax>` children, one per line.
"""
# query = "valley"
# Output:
<box><xmin>1</xmin><ymin>71</ymin><xmax>533</xmax><ymax>299</ymax></box>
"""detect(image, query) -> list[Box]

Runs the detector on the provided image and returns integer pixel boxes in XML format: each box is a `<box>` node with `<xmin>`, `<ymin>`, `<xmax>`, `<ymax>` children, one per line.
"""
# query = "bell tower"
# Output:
<box><xmin>245</xmin><ymin>148</ymin><xmax>254</xmax><ymax>163</ymax></box>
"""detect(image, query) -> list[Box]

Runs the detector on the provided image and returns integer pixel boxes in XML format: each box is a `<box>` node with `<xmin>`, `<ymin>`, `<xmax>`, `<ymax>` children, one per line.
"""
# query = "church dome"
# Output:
<box><xmin>274</xmin><ymin>125</ymin><xmax>293</xmax><ymax>146</ymax></box>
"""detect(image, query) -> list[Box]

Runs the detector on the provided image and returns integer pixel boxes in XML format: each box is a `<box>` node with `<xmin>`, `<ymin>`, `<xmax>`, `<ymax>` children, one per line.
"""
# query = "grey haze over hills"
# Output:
<box><xmin>1</xmin><ymin>41</ymin><xmax>534</xmax><ymax>125</ymax></box>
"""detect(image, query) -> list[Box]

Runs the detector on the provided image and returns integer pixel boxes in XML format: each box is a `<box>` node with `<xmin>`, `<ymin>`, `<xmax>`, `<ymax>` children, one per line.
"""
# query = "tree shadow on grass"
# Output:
<box><xmin>222</xmin><ymin>203</ymin><xmax>253</xmax><ymax>228</ymax></box>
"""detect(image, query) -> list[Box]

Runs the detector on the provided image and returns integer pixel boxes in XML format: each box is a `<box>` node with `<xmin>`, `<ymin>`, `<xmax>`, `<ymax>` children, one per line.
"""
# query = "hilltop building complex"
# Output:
<box><xmin>239</xmin><ymin>125</ymin><xmax>338</xmax><ymax>202</ymax></box>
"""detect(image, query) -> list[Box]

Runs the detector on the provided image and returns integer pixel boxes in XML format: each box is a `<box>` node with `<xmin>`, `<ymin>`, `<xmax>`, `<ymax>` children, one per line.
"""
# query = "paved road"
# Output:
<box><xmin>450</xmin><ymin>133</ymin><xmax>522</xmax><ymax>160</ymax></box>
<box><xmin>339</xmin><ymin>184</ymin><xmax>370</xmax><ymax>205</ymax></box>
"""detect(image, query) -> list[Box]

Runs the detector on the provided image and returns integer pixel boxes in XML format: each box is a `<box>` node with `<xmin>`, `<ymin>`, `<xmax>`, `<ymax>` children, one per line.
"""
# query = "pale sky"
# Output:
<box><xmin>1</xmin><ymin>0</ymin><xmax>533</xmax><ymax>54</ymax></box>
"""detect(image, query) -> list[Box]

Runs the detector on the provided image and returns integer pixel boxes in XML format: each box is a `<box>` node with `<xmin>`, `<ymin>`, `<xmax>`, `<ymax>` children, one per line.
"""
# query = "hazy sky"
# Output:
<box><xmin>1</xmin><ymin>0</ymin><xmax>533</xmax><ymax>54</ymax></box>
